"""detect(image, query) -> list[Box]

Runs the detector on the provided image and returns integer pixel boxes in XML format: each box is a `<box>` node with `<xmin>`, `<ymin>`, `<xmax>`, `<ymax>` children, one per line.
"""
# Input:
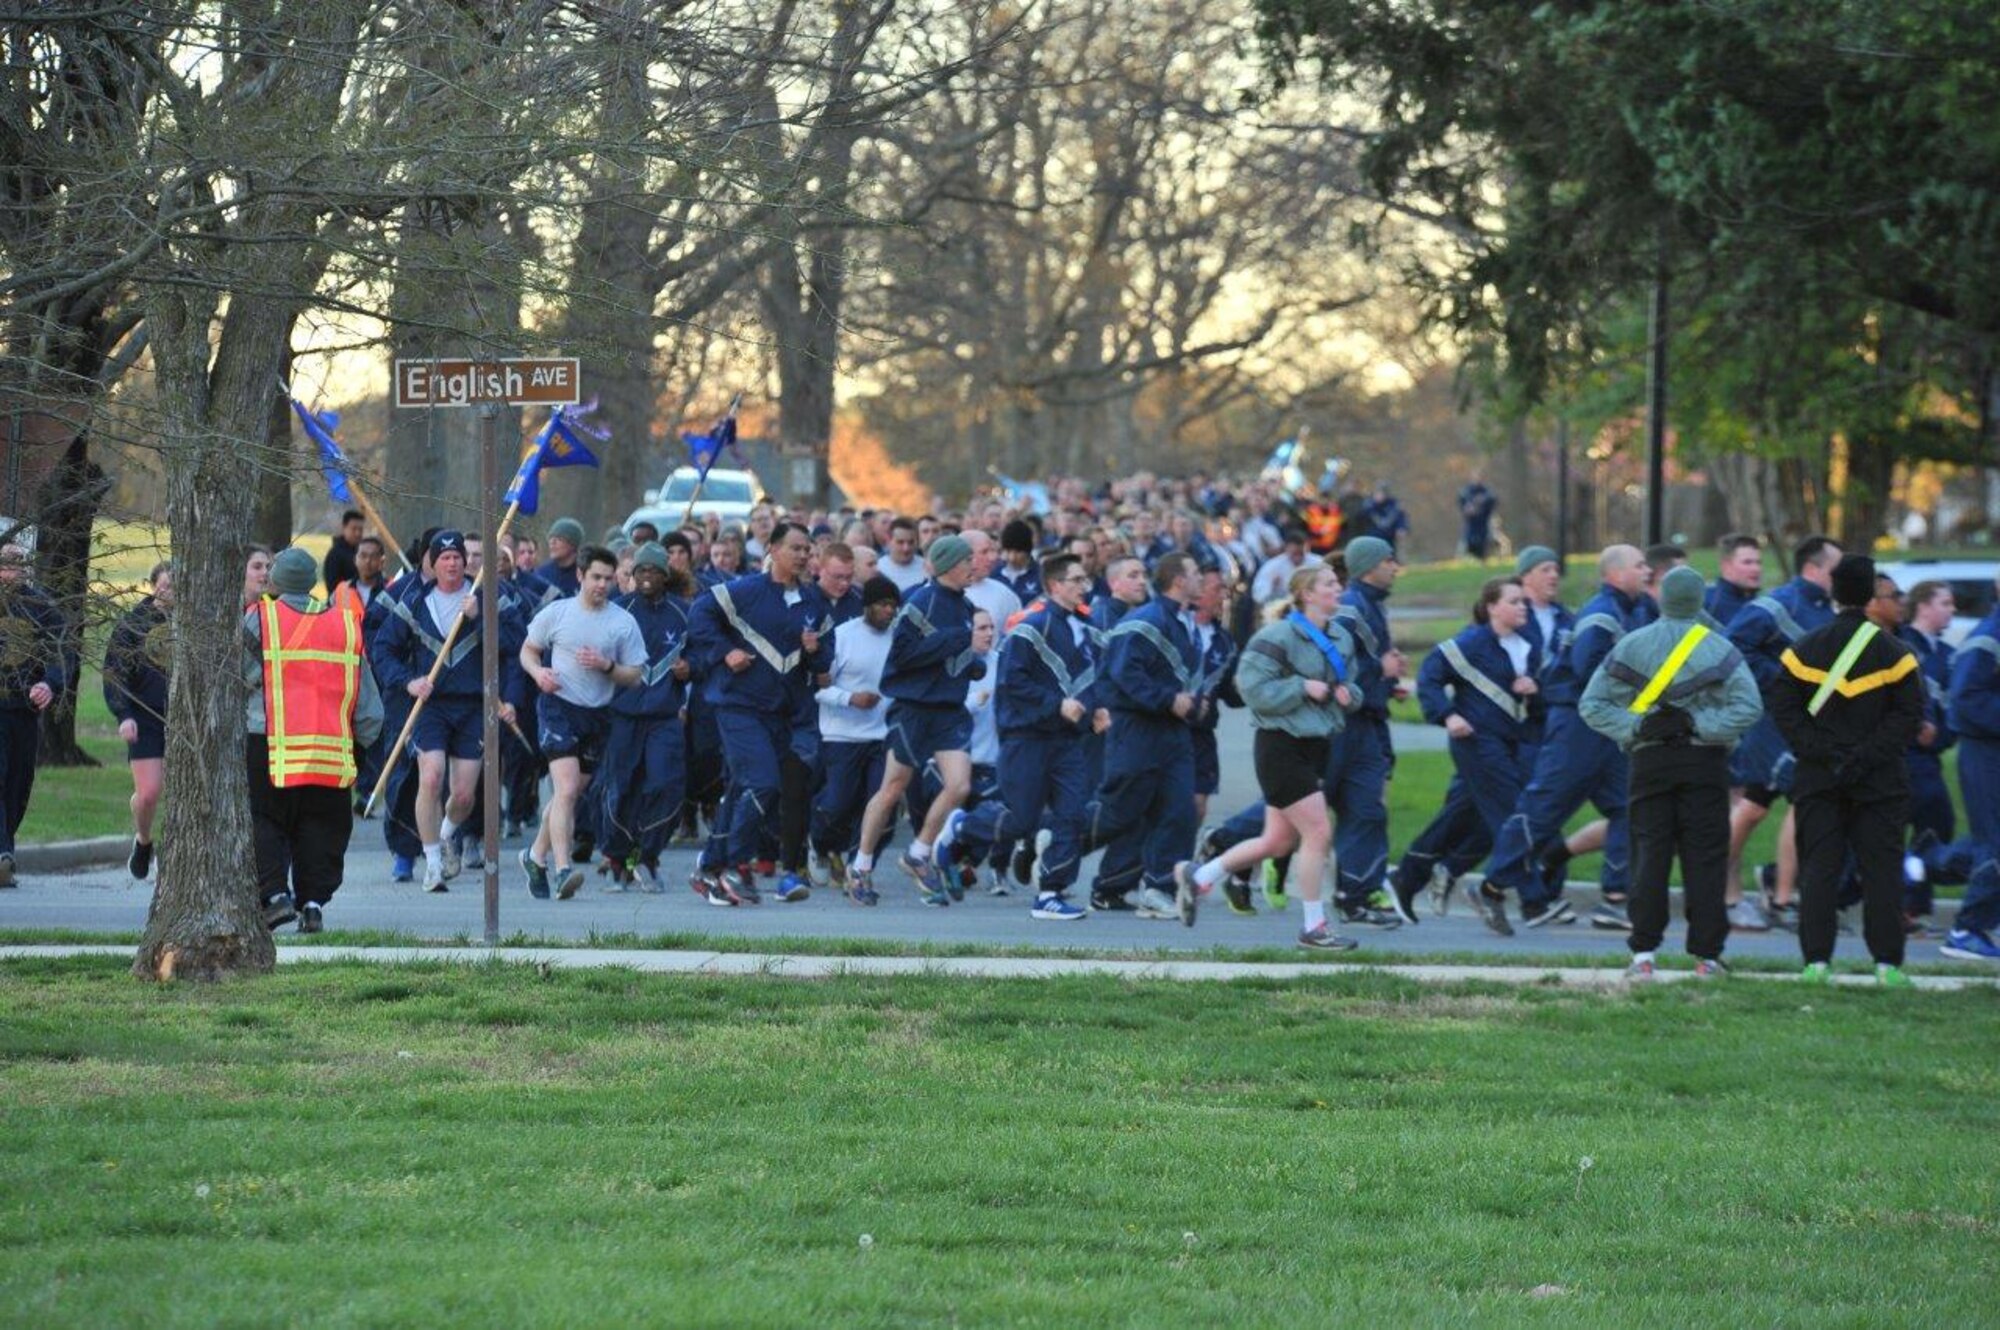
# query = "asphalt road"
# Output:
<box><xmin>4</xmin><ymin>711</ymin><xmax>1909</xmax><ymax>966</ymax></box>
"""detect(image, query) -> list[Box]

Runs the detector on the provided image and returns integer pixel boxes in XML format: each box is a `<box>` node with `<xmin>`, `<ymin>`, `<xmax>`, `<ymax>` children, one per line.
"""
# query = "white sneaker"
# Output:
<box><xmin>1727</xmin><ymin>897</ymin><xmax>1769</xmax><ymax>931</ymax></box>
<box><xmin>1134</xmin><ymin>886</ymin><xmax>1178</xmax><ymax>919</ymax></box>
<box><xmin>438</xmin><ymin>837</ymin><xmax>461</xmax><ymax>881</ymax></box>
<box><xmin>422</xmin><ymin>863</ymin><xmax>448</xmax><ymax>894</ymax></box>
<box><xmin>1904</xmin><ymin>853</ymin><xmax>1926</xmax><ymax>885</ymax></box>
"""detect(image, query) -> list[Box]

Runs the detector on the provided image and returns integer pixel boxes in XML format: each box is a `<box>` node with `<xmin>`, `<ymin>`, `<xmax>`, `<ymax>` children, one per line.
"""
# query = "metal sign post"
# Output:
<box><xmin>392</xmin><ymin>358</ymin><xmax>580</xmax><ymax>946</ymax></box>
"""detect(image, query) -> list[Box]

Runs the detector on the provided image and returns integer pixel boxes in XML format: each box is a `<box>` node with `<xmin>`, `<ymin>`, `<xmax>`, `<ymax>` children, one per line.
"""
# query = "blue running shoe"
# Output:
<box><xmin>1941</xmin><ymin>929</ymin><xmax>2000</xmax><ymax>962</ymax></box>
<box><xmin>391</xmin><ymin>854</ymin><xmax>415</xmax><ymax>884</ymax></box>
<box><xmin>775</xmin><ymin>873</ymin><xmax>811</xmax><ymax>903</ymax></box>
<box><xmin>517</xmin><ymin>850</ymin><xmax>549</xmax><ymax>899</ymax></box>
<box><xmin>900</xmin><ymin>850</ymin><xmax>941</xmax><ymax>893</ymax></box>
<box><xmin>934</xmin><ymin>810</ymin><xmax>968</xmax><ymax>899</ymax></box>
<box><xmin>846</xmin><ymin>870</ymin><xmax>879</xmax><ymax>907</ymax></box>
<box><xmin>1030</xmin><ymin>893</ymin><xmax>1085</xmax><ymax>921</ymax></box>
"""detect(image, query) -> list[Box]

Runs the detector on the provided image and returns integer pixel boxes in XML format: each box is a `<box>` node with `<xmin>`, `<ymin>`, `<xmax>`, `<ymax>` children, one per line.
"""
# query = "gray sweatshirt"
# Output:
<box><xmin>1579</xmin><ymin>613</ymin><xmax>1762</xmax><ymax>752</ymax></box>
<box><xmin>1234</xmin><ymin>615</ymin><xmax>1365</xmax><ymax>739</ymax></box>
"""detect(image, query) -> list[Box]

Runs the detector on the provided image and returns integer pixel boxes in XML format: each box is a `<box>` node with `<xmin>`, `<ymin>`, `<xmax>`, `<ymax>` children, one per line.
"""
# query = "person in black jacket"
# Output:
<box><xmin>0</xmin><ymin>544</ymin><xmax>73</xmax><ymax>888</ymax></box>
<box><xmin>103</xmin><ymin>561</ymin><xmax>173</xmax><ymax>880</ymax></box>
<box><xmin>1769</xmin><ymin>555</ymin><xmax>1924</xmax><ymax>984</ymax></box>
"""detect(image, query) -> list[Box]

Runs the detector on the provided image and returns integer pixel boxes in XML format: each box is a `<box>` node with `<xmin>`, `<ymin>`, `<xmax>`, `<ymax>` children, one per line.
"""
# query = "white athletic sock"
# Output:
<box><xmin>910</xmin><ymin>840</ymin><xmax>932</xmax><ymax>862</ymax></box>
<box><xmin>441</xmin><ymin>817</ymin><xmax>461</xmax><ymax>844</ymax></box>
<box><xmin>1632</xmin><ymin>950</ymin><xmax>1656</xmax><ymax>966</ymax></box>
<box><xmin>423</xmin><ymin>843</ymin><xmax>442</xmax><ymax>873</ymax></box>
<box><xmin>1194</xmin><ymin>859</ymin><xmax>1227</xmax><ymax>888</ymax></box>
<box><xmin>852</xmin><ymin>851</ymin><xmax>875</xmax><ymax>872</ymax></box>
<box><xmin>1302</xmin><ymin>899</ymin><xmax>1327</xmax><ymax>932</ymax></box>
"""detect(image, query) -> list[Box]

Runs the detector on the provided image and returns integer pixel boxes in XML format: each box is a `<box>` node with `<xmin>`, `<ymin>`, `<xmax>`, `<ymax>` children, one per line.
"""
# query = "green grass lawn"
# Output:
<box><xmin>2</xmin><ymin>957</ymin><xmax>1994</xmax><ymax>1323</ymax></box>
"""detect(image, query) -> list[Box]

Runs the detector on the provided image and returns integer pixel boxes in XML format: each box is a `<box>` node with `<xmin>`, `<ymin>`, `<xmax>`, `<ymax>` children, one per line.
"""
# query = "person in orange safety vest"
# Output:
<box><xmin>243</xmin><ymin>547</ymin><xmax>384</xmax><ymax>935</ymax></box>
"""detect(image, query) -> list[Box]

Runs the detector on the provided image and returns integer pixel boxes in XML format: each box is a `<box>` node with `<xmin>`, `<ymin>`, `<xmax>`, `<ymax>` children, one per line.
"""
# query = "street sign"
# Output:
<box><xmin>393</xmin><ymin>358</ymin><xmax>580</xmax><ymax>408</ymax></box>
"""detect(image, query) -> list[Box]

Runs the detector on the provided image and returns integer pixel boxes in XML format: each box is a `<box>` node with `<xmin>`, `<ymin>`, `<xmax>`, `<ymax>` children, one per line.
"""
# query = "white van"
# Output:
<box><xmin>624</xmin><ymin>467</ymin><xmax>766</xmax><ymax>533</ymax></box>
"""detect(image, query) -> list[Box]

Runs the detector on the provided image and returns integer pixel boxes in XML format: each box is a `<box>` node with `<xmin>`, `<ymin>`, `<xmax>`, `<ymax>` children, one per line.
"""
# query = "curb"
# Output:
<box><xmin>4</xmin><ymin>945</ymin><xmax>1994</xmax><ymax>991</ymax></box>
<box><xmin>14</xmin><ymin>836</ymin><xmax>128</xmax><ymax>873</ymax></box>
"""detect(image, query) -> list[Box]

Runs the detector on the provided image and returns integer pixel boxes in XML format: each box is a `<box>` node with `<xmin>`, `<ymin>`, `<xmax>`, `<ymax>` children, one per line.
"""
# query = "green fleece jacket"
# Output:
<box><xmin>1578</xmin><ymin>613</ymin><xmax>1762</xmax><ymax>752</ymax></box>
<box><xmin>1234</xmin><ymin>615</ymin><xmax>1366</xmax><ymax>739</ymax></box>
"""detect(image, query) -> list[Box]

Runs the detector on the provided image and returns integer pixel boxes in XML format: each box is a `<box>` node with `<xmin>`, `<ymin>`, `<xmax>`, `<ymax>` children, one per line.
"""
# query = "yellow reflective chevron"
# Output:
<box><xmin>1806</xmin><ymin>622</ymin><xmax>1880</xmax><ymax>716</ymax></box>
<box><xmin>1627</xmin><ymin>624</ymin><xmax>1709</xmax><ymax>714</ymax></box>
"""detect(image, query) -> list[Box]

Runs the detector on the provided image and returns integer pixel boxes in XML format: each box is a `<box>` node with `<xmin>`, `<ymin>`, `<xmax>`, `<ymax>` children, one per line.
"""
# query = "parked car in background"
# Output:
<box><xmin>624</xmin><ymin>467</ymin><xmax>766</xmax><ymax>534</ymax></box>
<box><xmin>1877</xmin><ymin>559</ymin><xmax>1997</xmax><ymax>644</ymax></box>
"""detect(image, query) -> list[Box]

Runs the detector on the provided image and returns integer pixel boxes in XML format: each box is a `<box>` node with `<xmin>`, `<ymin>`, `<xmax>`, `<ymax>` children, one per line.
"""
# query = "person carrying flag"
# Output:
<box><xmin>372</xmin><ymin>531</ymin><xmax>525</xmax><ymax>893</ymax></box>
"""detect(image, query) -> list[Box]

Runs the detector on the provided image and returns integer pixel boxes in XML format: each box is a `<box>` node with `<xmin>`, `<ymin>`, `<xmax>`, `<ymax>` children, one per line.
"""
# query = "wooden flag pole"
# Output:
<box><xmin>678</xmin><ymin>391</ymin><xmax>743</xmax><ymax>528</ymax></box>
<box><xmin>345</xmin><ymin>478</ymin><xmax>413</xmax><ymax>575</ymax></box>
<box><xmin>362</xmin><ymin>496</ymin><xmax>524</xmax><ymax>816</ymax></box>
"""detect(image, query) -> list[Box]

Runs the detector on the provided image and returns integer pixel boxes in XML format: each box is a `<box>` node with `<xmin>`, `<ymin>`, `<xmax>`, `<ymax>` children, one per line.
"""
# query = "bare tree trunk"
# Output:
<box><xmin>32</xmin><ymin>429</ymin><xmax>106</xmax><ymax>767</ymax></box>
<box><xmin>252</xmin><ymin>358</ymin><xmax>295</xmax><ymax>551</ymax></box>
<box><xmin>133</xmin><ymin>286</ymin><xmax>277</xmax><ymax>982</ymax></box>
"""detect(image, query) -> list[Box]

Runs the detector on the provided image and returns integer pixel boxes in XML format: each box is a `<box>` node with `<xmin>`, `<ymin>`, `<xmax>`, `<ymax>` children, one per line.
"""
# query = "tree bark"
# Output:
<box><xmin>32</xmin><ymin>429</ymin><xmax>106</xmax><ymax>767</ymax></box>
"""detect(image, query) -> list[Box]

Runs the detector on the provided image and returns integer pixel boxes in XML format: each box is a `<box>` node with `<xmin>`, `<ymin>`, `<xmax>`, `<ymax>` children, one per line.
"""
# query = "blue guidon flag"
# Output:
<box><xmin>505</xmin><ymin>401</ymin><xmax>607</xmax><ymax>515</ymax></box>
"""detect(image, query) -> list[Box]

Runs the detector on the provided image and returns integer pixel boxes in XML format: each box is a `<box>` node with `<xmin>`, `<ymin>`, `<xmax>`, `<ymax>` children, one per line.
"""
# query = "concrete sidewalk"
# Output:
<box><xmin>6</xmin><ymin>944</ymin><xmax>1992</xmax><ymax>991</ymax></box>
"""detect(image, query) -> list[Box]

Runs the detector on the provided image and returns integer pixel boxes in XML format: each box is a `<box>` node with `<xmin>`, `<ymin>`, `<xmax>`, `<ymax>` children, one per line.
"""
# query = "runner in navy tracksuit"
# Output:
<box><xmin>1897</xmin><ymin>579</ymin><xmax>1956</xmax><ymax>923</ymax></box>
<box><xmin>1411</xmin><ymin>580</ymin><xmax>1543</xmax><ymax>930</ymax></box>
<box><xmin>372</xmin><ymin>531</ymin><xmax>525</xmax><ymax>892</ymax></box>
<box><xmin>1470</xmin><ymin>544</ymin><xmax>1654</xmax><ymax>932</ymax></box>
<box><xmin>936</xmin><ymin>553</ymin><xmax>1102</xmax><ymax>921</ymax></box>
<box><xmin>851</xmin><ymin>535</ymin><xmax>984</xmax><ymax>906</ymax></box>
<box><xmin>596</xmin><ymin>544</ymin><xmax>690</xmax><ymax>893</ymax></box>
<box><xmin>1924</xmin><ymin>591</ymin><xmax>2000</xmax><ymax>961</ymax></box>
<box><xmin>1077</xmin><ymin>553</ymin><xmax>1203</xmax><ymax>920</ymax></box>
<box><xmin>685</xmin><ymin>521</ymin><xmax>819</xmax><ymax>905</ymax></box>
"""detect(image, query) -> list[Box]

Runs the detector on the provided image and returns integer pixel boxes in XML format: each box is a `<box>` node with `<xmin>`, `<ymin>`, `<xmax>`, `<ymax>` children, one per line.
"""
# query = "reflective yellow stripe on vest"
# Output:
<box><xmin>1807</xmin><ymin>622</ymin><xmax>1879</xmax><ymax>717</ymax></box>
<box><xmin>1627</xmin><ymin>624</ymin><xmax>1710</xmax><ymax>714</ymax></box>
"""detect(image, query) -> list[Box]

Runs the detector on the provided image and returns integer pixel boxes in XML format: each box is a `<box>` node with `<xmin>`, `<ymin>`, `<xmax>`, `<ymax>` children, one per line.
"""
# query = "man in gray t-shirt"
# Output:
<box><xmin>519</xmin><ymin>546</ymin><xmax>645</xmax><ymax>900</ymax></box>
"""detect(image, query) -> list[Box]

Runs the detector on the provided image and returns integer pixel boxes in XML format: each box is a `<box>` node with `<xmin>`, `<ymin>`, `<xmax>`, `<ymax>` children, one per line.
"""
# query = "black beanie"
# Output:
<box><xmin>1830</xmin><ymin>554</ymin><xmax>1876</xmax><ymax>609</ymax></box>
<box><xmin>1001</xmin><ymin>518</ymin><xmax>1036</xmax><ymax>554</ymax></box>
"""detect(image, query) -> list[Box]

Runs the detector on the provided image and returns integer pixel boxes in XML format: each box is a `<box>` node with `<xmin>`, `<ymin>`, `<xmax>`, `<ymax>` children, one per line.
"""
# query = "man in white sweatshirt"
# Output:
<box><xmin>811</xmin><ymin>574</ymin><xmax>900</xmax><ymax>903</ymax></box>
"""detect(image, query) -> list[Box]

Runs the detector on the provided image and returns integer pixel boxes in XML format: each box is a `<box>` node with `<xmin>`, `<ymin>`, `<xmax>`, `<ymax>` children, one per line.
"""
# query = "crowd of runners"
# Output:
<box><xmin>4</xmin><ymin>462</ymin><xmax>1993</xmax><ymax>980</ymax></box>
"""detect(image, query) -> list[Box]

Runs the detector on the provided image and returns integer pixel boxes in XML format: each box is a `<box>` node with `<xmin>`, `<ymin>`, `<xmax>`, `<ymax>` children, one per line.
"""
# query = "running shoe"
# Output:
<box><xmin>723</xmin><ymin>866</ymin><xmax>761</xmax><ymax>905</ymax></box>
<box><xmin>1090</xmin><ymin>890</ymin><xmax>1135</xmax><ymax>913</ymax></box>
<box><xmin>1941</xmin><ymin>929</ymin><xmax>2000</xmax><ymax>962</ymax></box>
<box><xmin>1799</xmin><ymin>961</ymin><xmax>1833</xmax><ymax>984</ymax></box>
<box><xmin>1223</xmin><ymin>878</ymin><xmax>1256</xmax><ymax>916</ymax></box>
<box><xmin>774</xmin><ymin>873</ymin><xmax>811</xmax><ymax>903</ymax></box>
<box><xmin>933</xmin><ymin>810</ymin><xmax>967</xmax><ymax>893</ymax></box>
<box><xmin>1729</xmin><ymin>897</ymin><xmax>1770</xmax><ymax>932</ymax></box>
<box><xmin>1388</xmin><ymin>873</ymin><xmax>1421</xmax><ymax>926</ymax></box>
<box><xmin>1010</xmin><ymin>839</ymin><xmax>1037</xmax><ymax>887</ymax></box>
<box><xmin>1467</xmin><ymin>881</ymin><xmax>1513</xmax><ymax>937</ymax></box>
<box><xmin>917</xmin><ymin>883</ymin><xmax>952</xmax><ymax>908</ymax></box>
<box><xmin>1427</xmin><ymin>863</ymin><xmax>1456</xmax><ymax>918</ymax></box>
<box><xmin>1876</xmin><ymin>963</ymin><xmax>1914</xmax><ymax>988</ymax></box>
<box><xmin>1172</xmin><ymin>862</ymin><xmax>1199</xmax><ymax>928</ymax></box>
<box><xmin>439</xmin><ymin>835</ymin><xmax>461</xmax><ymax>881</ymax></box>
<box><xmin>128</xmin><ymin>839</ymin><xmax>153</xmax><ymax>881</ymax></box>
<box><xmin>297</xmin><ymin>903</ymin><xmax>324</xmax><ymax>935</ymax></box>
<box><xmin>1590</xmin><ymin>898</ymin><xmax>1632</xmax><ymax>930</ymax></box>
<box><xmin>1134</xmin><ymin>886</ymin><xmax>1178</xmax><ymax>919</ymax></box>
<box><xmin>1624</xmin><ymin>956</ymin><xmax>1656</xmax><ymax>983</ymax></box>
<box><xmin>632</xmin><ymin>863</ymin><xmax>665</xmax><ymax>894</ymax></box>
<box><xmin>390</xmin><ymin>855</ymin><xmax>415</xmax><ymax>884</ymax></box>
<box><xmin>1337</xmin><ymin>900</ymin><xmax>1401</xmax><ymax>929</ymax></box>
<box><xmin>554</xmin><ymin>864</ymin><xmax>586</xmax><ymax>901</ymax></box>
<box><xmin>1767</xmin><ymin>899</ymin><xmax>1800</xmax><ymax>932</ymax></box>
<box><xmin>1693</xmin><ymin>957</ymin><xmax>1730</xmax><ymax>979</ymax></box>
<box><xmin>1260</xmin><ymin>860</ymin><xmax>1287</xmax><ymax>912</ymax></box>
<box><xmin>261</xmin><ymin>891</ymin><xmax>298</xmax><ymax>929</ymax></box>
<box><xmin>950</xmin><ymin>861</ymin><xmax>974</xmax><ymax>902</ymax></box>
<box><xmin>847</xmin><ymin>870</ymin><xmax>879</xmax><ymax>907</ymax></box>
<box><xmin>985</xmin><ymin>866</ymin><xmax>1011</xmax><ymax>897</ymax></box>
<box><xmin>1031</xmin><ymin>893</ymin><xmax>1086</xmax><ymax>921</ymax></box>
<box><xmin>422</xmin><ymin>863</ymin><xmax>449</xmax><ymax>895</ymax></box>
<box><xmin>698</xmin><ymin>874</ymin><xmax>741</xmax><ymax>907</ymax></box>
<box><xmin>1297</xmin><ymin>922</ymin><xmax>1358</xmax><ymax>951</ymax></box>
<box><xmin>521</xmin><ymin>850</ymin><xmax>550</xmax><ymax>900</ymax></box>
<box><xmin>822</xmin><ymin>850</ymin><xmax>849</xmax><ymax>891</ymax></box>
<box><xmin>900</xmin><ymin>850</ymin><xmax>941</xmax><ymax>895</ymax></box>
<box><xmin>1521</xmin><ymin>898</ymin><xmax>1576</xmax><ymax>929</ymax></box>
